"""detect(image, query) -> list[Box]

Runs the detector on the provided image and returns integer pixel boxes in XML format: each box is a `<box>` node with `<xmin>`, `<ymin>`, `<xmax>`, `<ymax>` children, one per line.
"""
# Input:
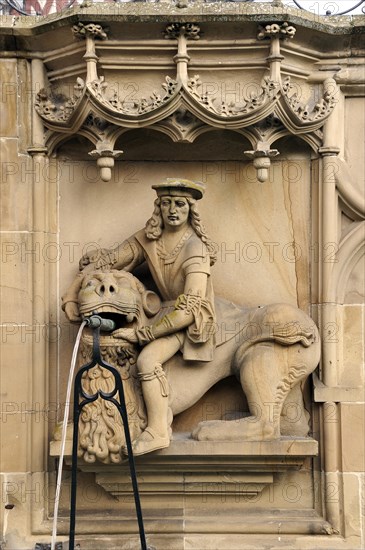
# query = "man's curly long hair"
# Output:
<box><xmin>145</xmin><ymin>197</ymin><xmax>217</xmax><ymax>266</ymax></box>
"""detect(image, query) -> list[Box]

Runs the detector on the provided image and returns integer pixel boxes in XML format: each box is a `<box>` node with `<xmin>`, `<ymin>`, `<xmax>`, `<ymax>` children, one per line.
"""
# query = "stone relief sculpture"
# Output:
<box><xmin>62</xmin><ymin>178</ymin><xmax>320</xmax><ymax>461</ymax></box>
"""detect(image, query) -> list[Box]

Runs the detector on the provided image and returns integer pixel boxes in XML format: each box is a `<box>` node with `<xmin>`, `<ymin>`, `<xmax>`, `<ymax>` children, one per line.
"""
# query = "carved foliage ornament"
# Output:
<box><xmin>35</xmin><ymin>77</ymin><xmax>85</xmax><ymax>123</ymax></box>
<box><xmin>34</xmin><ymin>19</ymin><xmax>338</xmax><ymax>183</ymax></box>
<box><xmin>163</xmin><ymin>22</ymin><xmax>201</xmax><ymax>40</ymax></box>
<box><xmin>77</xmin><ymin>336</ymin><xmax>146</xmax><ymax>464</ymax></box>
<box><xmin>281</xmin><ymin>77</ymin><xmax>337</xmax><ymax>123</ymax></box>
<box><xmin>257</xmin><ymin>22</ymin><xmax>296</xmax><ymax>40</ymax></box>
<box><xmin>88</xmin><ymin>75</ymin><xmax>179</xmax><ymax>116</ymax></box>
<box><xmin>35</xmin><ymin>73</ymin><xmax>335</xmax><ymax>130</ymax></box>
<box><xmin>72</xmin><ymin>22</ymin><xmax>108</xmax><ymax>40</ymax></box>
<box><xmin>152</xmin><ymin>108</ymin><xmax>206</xmax><ymax>143</ymax></box>
<box><xmin>35</xmin><ymin>20</ymin><xmax>336</xmax><ymax>132</ymax></box>
<box><xmin>187</xmin><ymin>74</ymin><xmax>280</xmax><ymax>118</ymax></box>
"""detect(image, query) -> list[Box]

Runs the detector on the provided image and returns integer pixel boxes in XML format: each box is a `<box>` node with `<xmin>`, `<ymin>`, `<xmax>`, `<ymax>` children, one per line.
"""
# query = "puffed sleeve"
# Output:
<box><xmin>182</xmin><ymin>255</ymin><xmax>211</xmax><ymax>276</ymax></box>
<box><xmin>176</xmin><ymin>252</ymin><xmax>215</xmax><ymax>347</ymax></box>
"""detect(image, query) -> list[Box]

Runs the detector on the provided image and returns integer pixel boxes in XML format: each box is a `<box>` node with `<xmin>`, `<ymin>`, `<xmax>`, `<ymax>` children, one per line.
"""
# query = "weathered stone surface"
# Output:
<box><xmin>0</xmin><ymin>60</ymin><xmax>18</xmax><ymax>138</ymax></box>
<box><xmin>345</xmin><ymin>98</ymin><xmax>365</xmax><ymax>195</ymax></box>
<box><xmin>340</xmin><ymin>305</ymin><xmax>365</xmax><ymax>388</ymax></box>
<box><xmin>0</xmin><ymin>326</ymin><xmax>32</xmax><ymax>404</ymax></box>
<box><xmin>0</xmin><ymin>412</ymin><xmax>30</xmax><ymax>471</ymax></box>
<box><xmin>0</xmin><ymin>233</ymin><xmax>33</xmax><ymax>324</ymax></box>
<box><xmin>345</xmin><ymin>256</ymin><xmax>365</xmax><ymax>304</ymax></box>
<box><xmin>342</xmin><ymin>473</ymin><xmax>363</xmax><ymax>539</ymax></box>
<box><xmin>0</xmin><ymin>139</ymin><xmax>33</xmax><ymax>231</ymax></box>
<box><xmin>341</xmin><ymin>404</ymin><xmax>365</xmax><ymax>473</ymax></box>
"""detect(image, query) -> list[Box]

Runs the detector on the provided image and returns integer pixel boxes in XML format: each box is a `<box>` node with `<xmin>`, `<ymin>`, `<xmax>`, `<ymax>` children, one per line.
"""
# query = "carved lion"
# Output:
<box><xmin>75</xmin><ymin>270</ymin><xmax>320</xmax><ymax>464</ymax></box>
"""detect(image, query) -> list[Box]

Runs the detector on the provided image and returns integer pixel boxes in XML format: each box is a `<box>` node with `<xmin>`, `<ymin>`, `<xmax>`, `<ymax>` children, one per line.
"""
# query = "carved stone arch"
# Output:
<box><xmin>114</xmin><ymin>126</ymin><xmax>253</xmax><ymax>161</ymax></box>
<box><xmin>150</xmin><ymin>122</ymin><xmax>220</xmax><ymax>145</ymax></box>
<box><xmin>270</xmin><ymin>133</ymin><xmax>314</xmax><ymax>158</ymax></box>
<box><xmin>166</xmin><ymin>125</ymin><xmax>256</xmax><ymax>148</ymax></box>
<box><xmin>109</xmin><ymin>113</ymin><xmax>256</xmax><ymax>147</ymax></box>
<box><xmin>108</xmin><ymin>119</ymin><xmax>204</xmax><ymax>146</ymax></box>
<box><xmin>344</xmin><ymin>252</ymin><xmax>365</xmax><ymax>304</ymax></box>
<box><xmin>335</xmin><ymin>157</ymin><xmax>365</xmax><ymax>221</ymax></box>
<box><xmin>328</xmin><ymin>222</ymin><xmax>365</xmax><ymax>303</ymax></box>
<box><xmin>271</xmin><ymin>130</ymin><xmax>321</xmax><ymax>154</ymax></box>
<box><xmin>49</xmin><ymin>132</ymin><xmax>97</xmax><ymax>159</ymax></box>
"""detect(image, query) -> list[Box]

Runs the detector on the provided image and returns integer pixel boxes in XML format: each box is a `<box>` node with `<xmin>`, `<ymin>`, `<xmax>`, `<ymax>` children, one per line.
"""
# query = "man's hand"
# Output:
<box><xmin>112</xmin><ymin>328</ymin><xmax>139</xmax><ymax>343</ymax></box>
<box><xmin>64</xmin><ymin>302</ymin><xmax>81</xmax><ymax>322</ymax></box>
<box><xmin>79</xmin><ymin>248</ymin><xmax>115</xmax><ymax>271</ymax></box>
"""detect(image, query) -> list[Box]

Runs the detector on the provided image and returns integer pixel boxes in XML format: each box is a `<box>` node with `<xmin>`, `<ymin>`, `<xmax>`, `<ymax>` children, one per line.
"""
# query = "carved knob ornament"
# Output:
<box><xmin>89</xmin><ymin>147</ymin><xmax>124</xmax><ymax>182</ymax></box>
<box><xmin>244</xmin><ymin>145</ymin><xmax>280</xmax><ymax>183</ymax></box>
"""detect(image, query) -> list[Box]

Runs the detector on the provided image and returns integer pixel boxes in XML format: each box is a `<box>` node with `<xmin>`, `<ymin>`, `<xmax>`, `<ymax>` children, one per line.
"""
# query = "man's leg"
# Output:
<box><xmin>131</xmin><ymin>333</ymin><xmax>182</xmax><ymax>455</ymax></box>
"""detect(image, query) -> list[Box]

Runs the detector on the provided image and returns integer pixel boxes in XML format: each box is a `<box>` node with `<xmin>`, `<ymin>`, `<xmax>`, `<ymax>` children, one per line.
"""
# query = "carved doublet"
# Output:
<box><xmin>132</xmin><ymin>229</ymin><xmax>211</xmax><ymax>302</ymax></box>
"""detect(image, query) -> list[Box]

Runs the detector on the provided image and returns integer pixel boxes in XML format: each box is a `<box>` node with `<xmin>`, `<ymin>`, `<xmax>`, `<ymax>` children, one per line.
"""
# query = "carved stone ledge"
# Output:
<box><xmin>95</xmin><ymin>470</ymin><xmax>272</xmax><ymax>501</ymax></box>
<box><xmin>150</xmin><ymin>434</ymin><xmax>318</xmax><ymax>462</ymax></box>
<box><xmin>51</xmin><ymin>434</ymin><xmax>318</xmax><ymax>503</ymax></box>
<box><xmin>51</xmin><ymin>433</ymin><xmax>318</xmax><ymax>468</ymax></box>
<box><xmin>318</xmin><ymin>146</ymin><xmax>341</xmax><ymax>156</ymax></box>
<box><xmin>313</xmin><ymin>372</ymin><xmax>364</xmax><ymax>402</ymax></box>
<box><xmin>27</xmin><ymin>146</ymin><xmax>48</xmax><ymax>156</ymax></box>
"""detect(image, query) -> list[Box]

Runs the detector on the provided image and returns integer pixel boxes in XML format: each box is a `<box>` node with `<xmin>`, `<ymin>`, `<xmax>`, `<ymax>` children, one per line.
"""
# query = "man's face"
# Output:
<box><xmin>160</xmin><ymin>196</ymin><xmax>190</xmax><ymax>228</ymax></box>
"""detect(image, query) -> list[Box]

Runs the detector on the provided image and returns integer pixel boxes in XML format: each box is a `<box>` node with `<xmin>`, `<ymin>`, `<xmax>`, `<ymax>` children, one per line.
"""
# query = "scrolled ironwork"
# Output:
<box><xmin>1</xmin><ymin>0</ymin><xmax>364</xmax><ymax>17</ymax></box>
<box><xmin>1</xmin><ymin>0</ymin><xmax>76</xmax><ymax>16</ymax></box>
<box><xmin>290</xmin><ymin>0</ymin><xmax>365</xmax><ymax>16</ymax></box>
<box><xmin>70</xmin><ymin>325</ymin><xmax>148</xmax><ymax>550</ymax></box>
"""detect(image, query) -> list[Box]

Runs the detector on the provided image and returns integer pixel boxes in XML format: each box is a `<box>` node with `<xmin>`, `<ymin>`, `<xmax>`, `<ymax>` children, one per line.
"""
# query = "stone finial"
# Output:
<box><xmin>164</xmin><ymin>23</ymin><xmax>201</xmax><ymax>40</ymax></box>
<box><xmin>72</xmin><ymin>22</ymin><xmax>108</xmax><ymax>40</ymax></box>
<box><xmin>89</xmin><ymin>146</ymin><xmax>123</xmax><ymax>182</ymax></box>
<box><xmin>257</xmin><ymin>22</ymin><xmax>296</xmax><ymax>40</ymax></box>
<box><xmin>244</xmin><ymin>145</ymin><xmax>280</xmax><ymax>183</ymax></box>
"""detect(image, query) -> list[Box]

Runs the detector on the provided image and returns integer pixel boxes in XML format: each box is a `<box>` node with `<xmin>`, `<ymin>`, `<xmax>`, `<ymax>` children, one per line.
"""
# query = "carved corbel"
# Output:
<box><xmin>279</xmin><ymin>76</ymin><xmax>338</xmax><ymax>131</ymax></box>
<box><xmin>257</xmin><ymin>22</ymin><xmax>296</xmax><ymax>82</ymax></box>
<box><xmin>164</xmin><ymin>23</ymin><xmax>201</xmax><ymax>85</ymax></box>
<box><xmin>89</xmin><ymin>142</ymin><xmax>123</xmax><ymax>182</ymax></box>
<box><xmin>72</xmin><ymin>22</ymin><xmax>108</xmax><ymax>84</ymax></box>
<box><xmin>34</xmin><ymin>77</ymin><xmax>85</xmax><ymax>127</ymax></box>
<box><xmin>244</xmin><ymin>141</ymin><xmax>280</xmax><ymax>183</ymax></box>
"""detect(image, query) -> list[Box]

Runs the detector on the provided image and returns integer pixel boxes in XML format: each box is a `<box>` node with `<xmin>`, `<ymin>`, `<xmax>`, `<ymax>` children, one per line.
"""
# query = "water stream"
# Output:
<box><xmin>51</xmin><ymin>320</ymin><xmax>87</xmax><ymax>550</ymax></box>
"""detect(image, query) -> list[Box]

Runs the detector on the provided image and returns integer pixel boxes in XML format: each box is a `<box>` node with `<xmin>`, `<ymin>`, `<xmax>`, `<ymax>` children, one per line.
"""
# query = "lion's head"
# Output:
<box><xmin>78</xmin><ymin>269</ymin><xmax>161</xmax><ymax>333</ymax></box>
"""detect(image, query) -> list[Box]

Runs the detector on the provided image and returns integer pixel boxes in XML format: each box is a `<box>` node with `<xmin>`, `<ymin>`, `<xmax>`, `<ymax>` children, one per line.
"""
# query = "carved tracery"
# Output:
<box><xmin>35</xmin><ymin>20</ymin><xmax>339</xmax><ymax>182</ymax></box>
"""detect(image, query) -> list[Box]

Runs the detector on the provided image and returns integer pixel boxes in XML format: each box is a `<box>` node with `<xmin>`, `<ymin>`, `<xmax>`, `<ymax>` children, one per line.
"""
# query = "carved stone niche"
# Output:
<box><xmin>45</xmin><ymin>16</ymin><xmax>340</xmax><ymax>543</ymax></box>
<box><xmin>51</xmin><ymin>130</ymin><xmax>325</xmax><ymax>538</ymax></box>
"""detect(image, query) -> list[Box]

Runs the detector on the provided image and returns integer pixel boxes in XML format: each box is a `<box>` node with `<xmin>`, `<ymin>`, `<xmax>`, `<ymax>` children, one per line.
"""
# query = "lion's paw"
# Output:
<box><xmin>192</xmin><ymin>420</ymin><xmax>232</xmax><ymax>441</ymax></box>
<box><xmin>192</xmin><ymin>418</ymin><xmax>280</xmax><ymax>441</ymax></box>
